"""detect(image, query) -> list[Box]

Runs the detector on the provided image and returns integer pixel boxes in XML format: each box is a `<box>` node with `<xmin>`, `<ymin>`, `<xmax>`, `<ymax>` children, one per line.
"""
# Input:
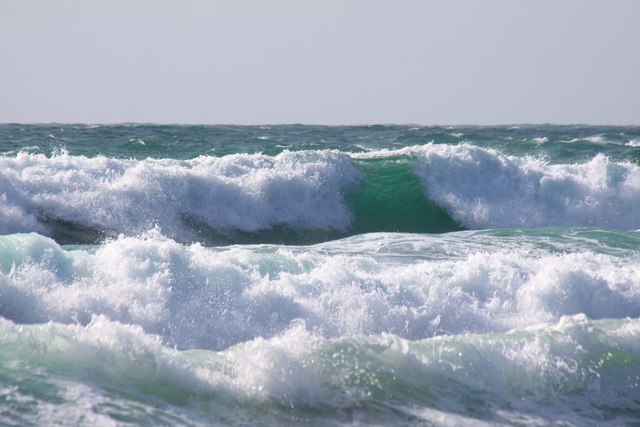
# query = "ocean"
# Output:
<box><xmin>1</xmin><ymin>123</ymin><xmax>639</xmax><ymax>426</ymax></box>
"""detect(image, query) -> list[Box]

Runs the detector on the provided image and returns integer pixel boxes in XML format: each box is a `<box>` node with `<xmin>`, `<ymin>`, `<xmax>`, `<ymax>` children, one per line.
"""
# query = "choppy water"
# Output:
<box><xmin>1</xmin><ymin>124</ymin><xmax>639</xmax><ymax>425</ymax></box>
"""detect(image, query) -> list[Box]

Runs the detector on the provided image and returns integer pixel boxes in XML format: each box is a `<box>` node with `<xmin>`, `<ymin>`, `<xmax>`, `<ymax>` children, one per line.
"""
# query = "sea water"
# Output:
<box><xmin>1</xmin><ymin>124</ymin><xmax>639</xmax><ymax>425</ymax></box>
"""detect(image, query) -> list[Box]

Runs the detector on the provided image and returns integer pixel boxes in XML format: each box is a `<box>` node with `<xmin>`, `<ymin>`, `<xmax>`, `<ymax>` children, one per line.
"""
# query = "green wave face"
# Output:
<box><xmin>348</xmin><ymin>158</ymin><xmax>462</xmax><ymax>235</ymax></box>
<box><xmin>122</xmin><ymin>157</ymin><xmax>465</xmax><ymax>245</ymax></box>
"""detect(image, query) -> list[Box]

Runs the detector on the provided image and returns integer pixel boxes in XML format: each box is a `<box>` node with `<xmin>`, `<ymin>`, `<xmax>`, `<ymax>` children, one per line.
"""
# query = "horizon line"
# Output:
<box><xmin>2</xmin><ymin>122</ymin><xmax>639</xmax><ymax>128</ymax></box>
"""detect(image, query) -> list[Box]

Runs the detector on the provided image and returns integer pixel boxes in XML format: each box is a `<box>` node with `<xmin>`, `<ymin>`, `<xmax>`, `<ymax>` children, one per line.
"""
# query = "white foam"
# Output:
<box><xmin>412</xmin><ymin>144</ymin><xmax>640</xmax><ymax>229</ymax></box>
<box><xmin>562</xmin><ymin>135</ymin><xmax>612</xmax><ymax>145</ymax></box>
<box><xmin>1</xmin><ymin>313</ymin><xmax>639</xmax><ymax>424</ymax></box>
<box><xmin>4</xmin><ymin>145</ymin><xmax>638</xmax><ymax>236</ymax></box>
<box><xmin>531</xmin><ymin>136</ymin><xmax>548</xmax><ymax>144</ymax></box>
<box><xmin>0</xmin><ymin>150</ymin><xmax>359</xmax><ymax>238</ymax></box>
<box><xmin>626</xmin><ymin>139</ymin><xmax>640</xmax><ymax>147</ymax></box>
<box><xmin>127</xmin><ymin>137</ymin><xmax>146</xmax><ymax>145</ymax></box>
<box><xmin>584</xmin><ymin>135</ymin><xmax>609</xmax><ymax>144</ymax></box>
<box><xmin>1</xmin><ymin>232</ymin><xmax>639</xmax><ymax>350</ymax></box>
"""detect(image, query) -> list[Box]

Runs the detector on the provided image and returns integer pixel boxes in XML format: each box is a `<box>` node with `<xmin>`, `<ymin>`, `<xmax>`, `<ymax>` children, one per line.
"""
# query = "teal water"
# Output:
<box><xmin>2</xmin><ymin>123</ymin><xmax>640</xmax><ymax>162</ymax></box>
<box><xmin>1</xmin><ymin>124</ymin><xmax>640</xmax><ymax>425</ymax></box>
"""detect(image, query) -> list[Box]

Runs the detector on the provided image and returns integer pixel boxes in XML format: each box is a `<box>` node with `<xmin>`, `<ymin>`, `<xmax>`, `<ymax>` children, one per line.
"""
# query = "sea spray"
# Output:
<box><xmin>412</xmin><ymin>144</ymin><xmax>640</xmax><ymax>230</ymax></box>
<box><xmin>1</xmin><ymin>313</ymin><xmax>639</xmax><ymax>425</ymax></box>
<box><xmin>2</xmin><ymin>144</ymin><xmax>640</xmax><ymax>244</ymax></box>
<box><xmin>0</xmin><ymin>150</ymin><xmax>359</xmax><ymax>243</ymax></box>
<box><xmin>1</xmin><ymin>230</ymin><xmax>639</xmax><ymax>350</ymax></box>
<box><xmin>2</xmin><ymin>124</ymin><xmax>640</xmax><ymax>426</ymax></box>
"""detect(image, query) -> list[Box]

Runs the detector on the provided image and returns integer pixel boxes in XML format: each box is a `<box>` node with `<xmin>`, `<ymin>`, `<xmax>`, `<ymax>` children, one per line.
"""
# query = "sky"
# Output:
<box><xmin>1</xmin><ymin>0</ymin><xmax>639</xmax><ymax>125</ymax></box>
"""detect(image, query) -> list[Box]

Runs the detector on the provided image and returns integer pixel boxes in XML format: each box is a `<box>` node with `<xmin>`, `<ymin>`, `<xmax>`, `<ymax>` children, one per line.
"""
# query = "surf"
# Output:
<box><xmin>1</xmin><ymin>229</ymin><xmax>639</xmax><ymax>350</ymax></box>
<box><xmin>2</xmin><ymin>124</ymin><xmax>640</xmax><ymax>425</ymax></box>
<box><xmin>1</xmin><ymin>313</ymin><xmax>639</xmax><ymax>426</ymax></box>
<box><xmin>2</xmin><ymin>144</ymin><xmax>640</xmax><ymax>245</ymax></box>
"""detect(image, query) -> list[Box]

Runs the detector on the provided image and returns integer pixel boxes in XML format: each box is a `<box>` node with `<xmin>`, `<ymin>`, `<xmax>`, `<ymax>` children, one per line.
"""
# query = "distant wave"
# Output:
<box><xmin>1</xmin><ymin>146</ymin><xmax>640</xmax><ymax>244</ymax></box>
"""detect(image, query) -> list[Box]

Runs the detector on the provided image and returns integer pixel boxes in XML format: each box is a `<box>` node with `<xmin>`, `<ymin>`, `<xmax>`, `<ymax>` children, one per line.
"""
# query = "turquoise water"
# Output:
<box><xmin>1</xmin><ymin>124</ymin><xmax>640</xmax><ymax>425</ymax></box>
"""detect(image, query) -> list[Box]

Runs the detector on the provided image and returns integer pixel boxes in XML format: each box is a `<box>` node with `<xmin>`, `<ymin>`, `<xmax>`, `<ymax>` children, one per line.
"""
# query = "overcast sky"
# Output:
<box><xmin>1</xmin><ymin>1</ymin><xmax>639</xmax><ymax>125</ymax></box>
